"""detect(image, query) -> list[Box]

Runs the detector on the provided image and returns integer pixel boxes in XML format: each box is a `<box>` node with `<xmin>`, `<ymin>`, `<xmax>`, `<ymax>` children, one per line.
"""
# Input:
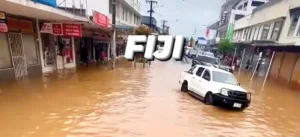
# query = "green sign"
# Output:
<box><xmin>226</xmin><ymin>23</ymin><xmax>234</xmax><ymax>41</ymax></box>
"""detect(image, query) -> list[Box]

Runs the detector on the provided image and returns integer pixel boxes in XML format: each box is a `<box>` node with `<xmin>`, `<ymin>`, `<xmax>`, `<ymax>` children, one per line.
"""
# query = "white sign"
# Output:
<box><xmin>124</xmin><ymin>35</ymin><xmax>184</xmax><ymax>61</ymax></box>
<box><xmin>41</xmin><ymin>23</ymin><xmax>53</xmax><ymax>34</ymax></box>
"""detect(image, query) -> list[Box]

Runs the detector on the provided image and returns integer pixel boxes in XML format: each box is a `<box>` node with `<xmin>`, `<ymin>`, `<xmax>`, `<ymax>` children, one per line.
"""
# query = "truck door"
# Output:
<box><xmin>191</xmin><ymin>67</ymin><xmax>205</xmax><ymax>96</ymax></box>
<box><xmin>200</xmin><ymin>69</ymin><xmax>212</xmax><ymax>97</ymax></box>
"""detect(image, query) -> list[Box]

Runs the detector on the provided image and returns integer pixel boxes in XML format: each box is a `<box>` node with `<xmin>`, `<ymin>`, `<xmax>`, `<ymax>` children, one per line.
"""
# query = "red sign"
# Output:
<box><xmin>62</xmin><ymin>23</ymin><xmax>82</xmax><ymax>37</ymax></box>
<box><xmin>7</xmin><ymin>18</ymin><xmax>19</xmax><ymax>31</ymax></box>
<box><xmin>0</xmin><ymin>23</ymin><xmax>8</xmax><ymax>32</ymax></box>
<box><xmin>206</xmin><ymin>28</ymin><xmax>210</xmax><ymax>38</ymax></box>
<box><xmin>93</xmin><ymin>11</ymin><xmax>109</xmax><ymax>27</ymax></box>
<box><xmin>19</xmin><ymin>20</ymin><xmax>34</xmax><ymax>33</ymax></box>
<box><xmin>52</xmin><ymin>23</ymin><xmax>62</xmax><ymax>35</ymax></box>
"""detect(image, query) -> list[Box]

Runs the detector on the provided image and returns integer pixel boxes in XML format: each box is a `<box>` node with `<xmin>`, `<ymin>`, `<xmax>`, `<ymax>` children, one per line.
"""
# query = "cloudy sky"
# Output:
<box><xmin>139</xmin><ymin>0</ymin><xmax>223</xmax><ymax>38</ymax></box>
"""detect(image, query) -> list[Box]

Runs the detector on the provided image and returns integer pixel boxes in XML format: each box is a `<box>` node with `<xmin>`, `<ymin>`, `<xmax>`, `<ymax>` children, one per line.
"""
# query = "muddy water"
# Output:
<box><xmin>1</xmin><ymin>60</ymin><xmax>300</xmax><ymax>137</ymax></box>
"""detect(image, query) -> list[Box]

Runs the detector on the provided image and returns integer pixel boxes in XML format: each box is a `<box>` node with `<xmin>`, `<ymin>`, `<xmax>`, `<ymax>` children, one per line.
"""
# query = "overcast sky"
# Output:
<box><xmin>139</xmin><ymin>0</ymin><xmax>223</xmax><ymax>38</ymax></box>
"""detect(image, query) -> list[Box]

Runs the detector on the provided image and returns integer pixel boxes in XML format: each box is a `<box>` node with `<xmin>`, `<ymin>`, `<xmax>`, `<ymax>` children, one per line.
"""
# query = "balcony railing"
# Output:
<box><xmin>57</xmin><ymin>0</ymin><xmax>88</xmax><ymax>17</ymax></box>
<box><xmin>124</xmin><ymin>0</ymin><xmax>141</xmax><ymax>13</ymax></box>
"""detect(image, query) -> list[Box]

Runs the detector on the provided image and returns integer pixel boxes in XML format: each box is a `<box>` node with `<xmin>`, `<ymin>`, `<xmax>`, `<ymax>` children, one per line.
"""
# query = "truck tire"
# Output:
<box><xmin>181</xmin><ymin>81</ymin><xmax>188</xmax><ymax>92</ymax></box>
<box><xmin>204</xmin><ymin>92</ymin><xmax>214</xmax><ymax>105</ymax></box>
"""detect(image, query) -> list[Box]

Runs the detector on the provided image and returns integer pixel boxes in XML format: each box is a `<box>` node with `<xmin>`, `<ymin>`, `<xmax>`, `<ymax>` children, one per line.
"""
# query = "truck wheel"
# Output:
<box><xmin>181</xmin><ymin>82</ymin><xmax>188</xmax><ymax>92</ymax></box>
<box><xmin>204</xmin><ymin>92</ymin><xmax>214</xmax><ymax>105</ymax></box>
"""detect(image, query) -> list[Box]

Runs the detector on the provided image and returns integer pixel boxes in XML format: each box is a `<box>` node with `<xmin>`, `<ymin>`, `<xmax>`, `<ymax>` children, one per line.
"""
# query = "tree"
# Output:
<box><xmin>134</xmin><ymin>25</ymin><xmax>152</xmax><ymax>35</ymax></box>
<box><xmin>218</xmin><ymin>39</ymin><xmax>235</xmax><ymax>54</ymax></box>
<box><xmin>190</xmin><ymin>37</ymin><xmax>194</xmax><ymax>47</ymax></box>
<box><xmin>133</xmin><ymin>25</ymin><xmax>151</xmax><ymax>67</ymax></box>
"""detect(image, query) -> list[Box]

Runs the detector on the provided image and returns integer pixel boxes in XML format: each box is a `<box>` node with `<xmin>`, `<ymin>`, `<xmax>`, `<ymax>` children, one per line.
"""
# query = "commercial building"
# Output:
<box><xmin>231</xmin><ymin>0</ymin><xmax>300</xmax><ymax>90</ymax></box>
<box><xmin>207</xmin><ymin>0</ymin><xmax>269</xmax><ymax>46</ymax></box>
<box><xmin>0</xmin><ymin>0</ymin><xmax>141</xmax><ymax>81</ymax></box>
<box><xmin>58</xmin><ymin>0</ymin><xmax>142</xmax><ymax>62</ymax></box>
<box><xmin>0</xmin><ymin>0</ymin><xmax>93</xmax><ymax>81</ymax></box>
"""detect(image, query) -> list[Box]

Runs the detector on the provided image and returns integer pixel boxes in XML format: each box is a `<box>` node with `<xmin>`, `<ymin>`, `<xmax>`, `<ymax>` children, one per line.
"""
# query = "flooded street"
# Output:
<box><xmin>1</xmin><ymin>60</ymin><xmax>300</xmax><ymax>137</ymax></box>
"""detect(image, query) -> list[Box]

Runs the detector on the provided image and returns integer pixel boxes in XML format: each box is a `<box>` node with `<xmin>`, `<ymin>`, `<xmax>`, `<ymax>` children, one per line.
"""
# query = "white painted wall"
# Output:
<box><xmin>290</xmin><ymin>0</ymin><xmax>300</xmax><ymax>9</ymax></box>
<box><xmin>234</xmin><ymin>15</ymin><xmax>251</xmax><ymax>30</ymax></box>
<box><xmin>279</xmin><ymin>10</ymin><xmax>300</xmax><ymax>45</ymax></box>
<box><xmin>56</xmin><ymin>0</ymin><xmax>141</xmax><ymax>27</ymax></box>
<box><xmin>249</xmin><ymin>0</ymin><xmax>289</xmax><ymax>26</ymax></box>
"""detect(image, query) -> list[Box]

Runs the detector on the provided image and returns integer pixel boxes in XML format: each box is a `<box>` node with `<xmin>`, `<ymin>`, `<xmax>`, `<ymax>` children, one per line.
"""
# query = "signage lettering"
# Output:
<box><xmin>125</xmin><ymin>35</ymin><xmax>185</xmax><ymax>61</ymax></box>
<box><xmin>62</xmin><ymin>23</ymin><xmax>82</xmax><ymax>37</ymax></box>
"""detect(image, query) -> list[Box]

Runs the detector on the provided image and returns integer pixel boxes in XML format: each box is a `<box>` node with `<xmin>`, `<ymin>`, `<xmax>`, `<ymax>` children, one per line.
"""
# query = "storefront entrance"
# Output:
<box><xmin>40</xmin><ymin>33</ymin><xmax>76</xmax><ymax>73</ymax></box>
<box><xmin>93</xmin><ymin>41</ymin><xmax>110</xmax><ymax>62</ymax></box>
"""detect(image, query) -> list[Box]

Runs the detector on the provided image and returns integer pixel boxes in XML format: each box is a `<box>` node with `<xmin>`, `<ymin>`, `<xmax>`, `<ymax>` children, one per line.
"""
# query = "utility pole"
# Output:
<box><xmin>146</xmin><ymin>0</ymin><xmax>157</xmax><ymax>67</ymax></box>
<box><xmin>111</xmin><ymin>0</ymin><xmax>117</xmax><ymax>69</ymax></box>
<box><xmin>161</xmin><ymin>20</ymin><xmax>167</xmax><ymax>34</ymax></box>
<box><xmin>147</xmin><ymin>0</ymin><xmax>157</xmax><ymax>31</ymax></box>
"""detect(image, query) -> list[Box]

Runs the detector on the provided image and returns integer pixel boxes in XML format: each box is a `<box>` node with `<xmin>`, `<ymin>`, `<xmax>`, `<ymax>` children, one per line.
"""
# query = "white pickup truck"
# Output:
<box><xmin>179</xmin><ymin>65</ymin><xmax>251</xmax><ymax>109</ymax></box>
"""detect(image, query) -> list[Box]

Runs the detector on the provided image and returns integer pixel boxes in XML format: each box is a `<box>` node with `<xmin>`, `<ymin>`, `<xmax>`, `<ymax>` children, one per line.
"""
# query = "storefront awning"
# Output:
<box><xmin>0</xmin><ymin>0</ymin><xmax>89</xmax><ymax>22</ymax></box>
<box><xmin>116</xmin><ymin>24</ymin><xmax>135</xmax><ymax>30</ymax></box>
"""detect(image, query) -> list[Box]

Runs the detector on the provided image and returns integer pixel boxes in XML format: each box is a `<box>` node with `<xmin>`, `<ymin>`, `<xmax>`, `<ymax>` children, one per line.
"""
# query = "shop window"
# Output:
<box><xmin>260</xmin><ymin>24</ymin><xmax>270</xmax><ymax>40</ymax></box>
<box><xmin>247</xmin><ymin>27</ymin><xmax>252</xmax><ymax>41</ymax></box>
<box><xmin>251</xmin><ymin>1</ymin><xmax>264</xmax><ymax>7</ymax></box>
<box><xmin>0</xmin><ymin>33</ymin><xmax>12</xmax><ymax>69</ymax></box>
<box><xmin>62</xmin><ymin>38</ymin><xmax>74</xmax><ymax>64</ymax></box>
<box><xmin>122</xmin><ymin>8</ymin><xmax>125</xmax><ymax>20</ymax></box>
<box><xmin>22</xmin><ymin>34</ymin><xmax>39</xmax><ymax>65</ymax></box>
<box><xmin>288</xmin><ymin>10</ymin><xmax>300</xmax><ymax>36</ymax></box>
<box><xmin>271</xmin><ymin>21</ymin><xmax>283</xmax><ymax>40</ymax></box>
<box><xmin>256</xmin><ymin>26</ymin><xmax>261</xmax><ymax>40</ymax></box>
<box><xmin>243</xmin><ymin>28</ymin><xmax>248</xmax><ymax>40</ymax></box>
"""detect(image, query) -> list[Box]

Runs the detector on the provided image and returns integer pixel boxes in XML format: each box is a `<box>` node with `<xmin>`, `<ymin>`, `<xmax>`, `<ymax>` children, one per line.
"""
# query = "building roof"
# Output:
<box><xmin>208</xmin><ymin>21</ymin><xmax>220</xmax><ymax>30</ymax></box>
<box><xmin>253</xmin><ymin>0</ymin><xmax>282</xmax><ymax>14</ymax></box>
<box><xmin>141</xmin><ymin>16</ymin><xmax>157</xmax><ymax>26</ymax></box>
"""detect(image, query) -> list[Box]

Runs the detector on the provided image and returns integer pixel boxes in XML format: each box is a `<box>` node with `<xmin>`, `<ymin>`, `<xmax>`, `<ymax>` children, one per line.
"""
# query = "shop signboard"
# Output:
<box><xmin>52</xmin><ymin>23</ymin><xmax>63</xmax><ymax>35</ymax></box>
<box><xmin>62</xmin><ymin>23</ymin><xmax>82</xmax><ymax>37</ymax></box>
<box><xmin>41</xmin><ymin>23</ymin><xmax>53</xmax><ymax>34</ymax></box>
<box><xmin>226</xmin><ymin>23</ymin><xmax>234</xmax><ymax>41</ymax></box>
<box><xmin>93</xmin><ymin>11</ymin><xmax>109</xmax><ymax>27</ymax></box>
<box><xmin>0</xmin><ymin>11</ymin><xmax>7</xmax><ymax>32</ymax></box>
<box><xmin>0</xmin><ymin>23</ymin><xmax>8</xmax><ymax>32</ymax></box>
<box><xmin>0</xmin><ymin>12</ymin><xmax>6</xmax><ymax>20</ymax></box>
<box><xmin>7</xmin><ymin>18</ymin><xmax>19</xmax><ymax>31</ymax></box>
<box><xmin>19</xmin><ymin>20</ymin><xmax>34</xmax><ymax>33</ymax></box>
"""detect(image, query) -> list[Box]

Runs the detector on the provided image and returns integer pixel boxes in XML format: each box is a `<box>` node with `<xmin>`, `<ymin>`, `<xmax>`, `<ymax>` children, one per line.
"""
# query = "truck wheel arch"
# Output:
<box><xmin>204</xmin><ymin>91</ymin><xmax>214</xmax><ymax>105</ymax></box>
<box><xmin>181</xmin><ymin>80</ymin><xmax>188</xmax><ymax>92</ymax></box>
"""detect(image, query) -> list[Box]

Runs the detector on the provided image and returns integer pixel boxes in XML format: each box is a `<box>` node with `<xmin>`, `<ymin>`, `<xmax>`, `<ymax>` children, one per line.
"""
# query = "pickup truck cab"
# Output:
<box><xmin>179</xmin><ymin>65</ymin><xmax>251</xmax><ymax>109</ymax></box>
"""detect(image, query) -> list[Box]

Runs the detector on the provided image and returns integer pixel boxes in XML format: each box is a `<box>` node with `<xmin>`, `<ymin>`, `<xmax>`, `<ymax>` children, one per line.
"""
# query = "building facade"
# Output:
<box><xmin>0</xmin><ymin>0</ymin><xmax>140</xmax><ymax>81</ymax></box>
<box><xmin>231</xmin><ymin>0</ymin><xmax>300</xmax><ymax>91</ymax></box>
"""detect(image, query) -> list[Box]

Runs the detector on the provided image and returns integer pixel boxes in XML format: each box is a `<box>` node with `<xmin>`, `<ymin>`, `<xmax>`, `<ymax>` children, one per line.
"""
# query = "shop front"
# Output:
<box><xmin>92</xmin><ymin>33</ymin><xmax>111</xmax><ymax>62</ymax></box>
<box><xmin>0</xmin><ymin>12</ymin><xmax>41</xmax><ymax>80</ymax></box>
<box><xmin>39</xmin><ymin>22</ymin><xmax>82</xmax><ymax>73</ymax></box>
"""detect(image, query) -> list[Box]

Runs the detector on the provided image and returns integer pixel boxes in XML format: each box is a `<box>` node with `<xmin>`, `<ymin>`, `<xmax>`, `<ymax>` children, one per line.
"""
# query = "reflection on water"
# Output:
<box><xmin>0</xmin><ymin>60</ymin><xmax>300</xmax><ymax>137</ymax></box>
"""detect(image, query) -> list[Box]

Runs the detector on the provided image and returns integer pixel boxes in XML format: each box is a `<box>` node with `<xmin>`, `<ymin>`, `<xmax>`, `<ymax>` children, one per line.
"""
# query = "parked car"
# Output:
<box><xmin>192</xmin><ymin>55</ymin><xmax>233</xmax><ymax>73</ymax></box>
<box><xmin>179</xmin><ymin>65</ymin><xmax>251</xmax><ymax>109</ymax></box>
<box><xmin>187</xmin><ymin>49</ymin><xmax>198</xmax><ymax>59</ymax></box>
<box><xmin>197</xmin><ymin>51</ymin><xmax>215</xmax><ymax>58</ymax></box>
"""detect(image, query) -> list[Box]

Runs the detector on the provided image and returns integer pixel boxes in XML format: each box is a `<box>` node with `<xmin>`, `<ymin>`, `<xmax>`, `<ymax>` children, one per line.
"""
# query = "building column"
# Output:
<box><xmin>71</xmin><ymin>36</ymin><xmax>76</xmax><ymax>67</ymax></box>
<box><xmin>35</xmin><ymin>18</ymin><xmax>45</xmax><ymax>71</ymax></box>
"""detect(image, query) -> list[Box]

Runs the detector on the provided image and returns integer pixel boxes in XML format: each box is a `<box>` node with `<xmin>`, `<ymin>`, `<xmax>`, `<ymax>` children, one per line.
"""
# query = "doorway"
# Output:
<box><xmin>8</xmin><ymin>33</ymin><xmax>28</xmax><ymax>79</ymax></box>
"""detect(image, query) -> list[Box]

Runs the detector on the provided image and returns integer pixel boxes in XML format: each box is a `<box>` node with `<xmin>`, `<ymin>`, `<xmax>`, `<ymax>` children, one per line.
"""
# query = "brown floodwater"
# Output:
<box><xmin>1</xmin><ymin>60</ymin><xmax>300</xmax><ymax>137</ymax></box>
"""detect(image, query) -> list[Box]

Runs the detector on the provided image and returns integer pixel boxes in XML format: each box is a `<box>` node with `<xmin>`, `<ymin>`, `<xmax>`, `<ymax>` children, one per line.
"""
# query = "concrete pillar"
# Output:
<box><xmin>35</xmin><ymin>18</ymin><xmax>44</xmax><ymax>71</ymax></box>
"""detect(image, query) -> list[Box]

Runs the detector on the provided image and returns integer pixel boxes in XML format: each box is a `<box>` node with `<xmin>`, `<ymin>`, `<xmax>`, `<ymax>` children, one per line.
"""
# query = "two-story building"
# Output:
<box><xmin>208</xmin><ymin>0</ymin><xmax>269</xmax><ymax>47</ymax></box>
<box><xmin>232</xmin><ymin>0</ymin><xmax>300</xmax><ymax>91</ymax></box>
